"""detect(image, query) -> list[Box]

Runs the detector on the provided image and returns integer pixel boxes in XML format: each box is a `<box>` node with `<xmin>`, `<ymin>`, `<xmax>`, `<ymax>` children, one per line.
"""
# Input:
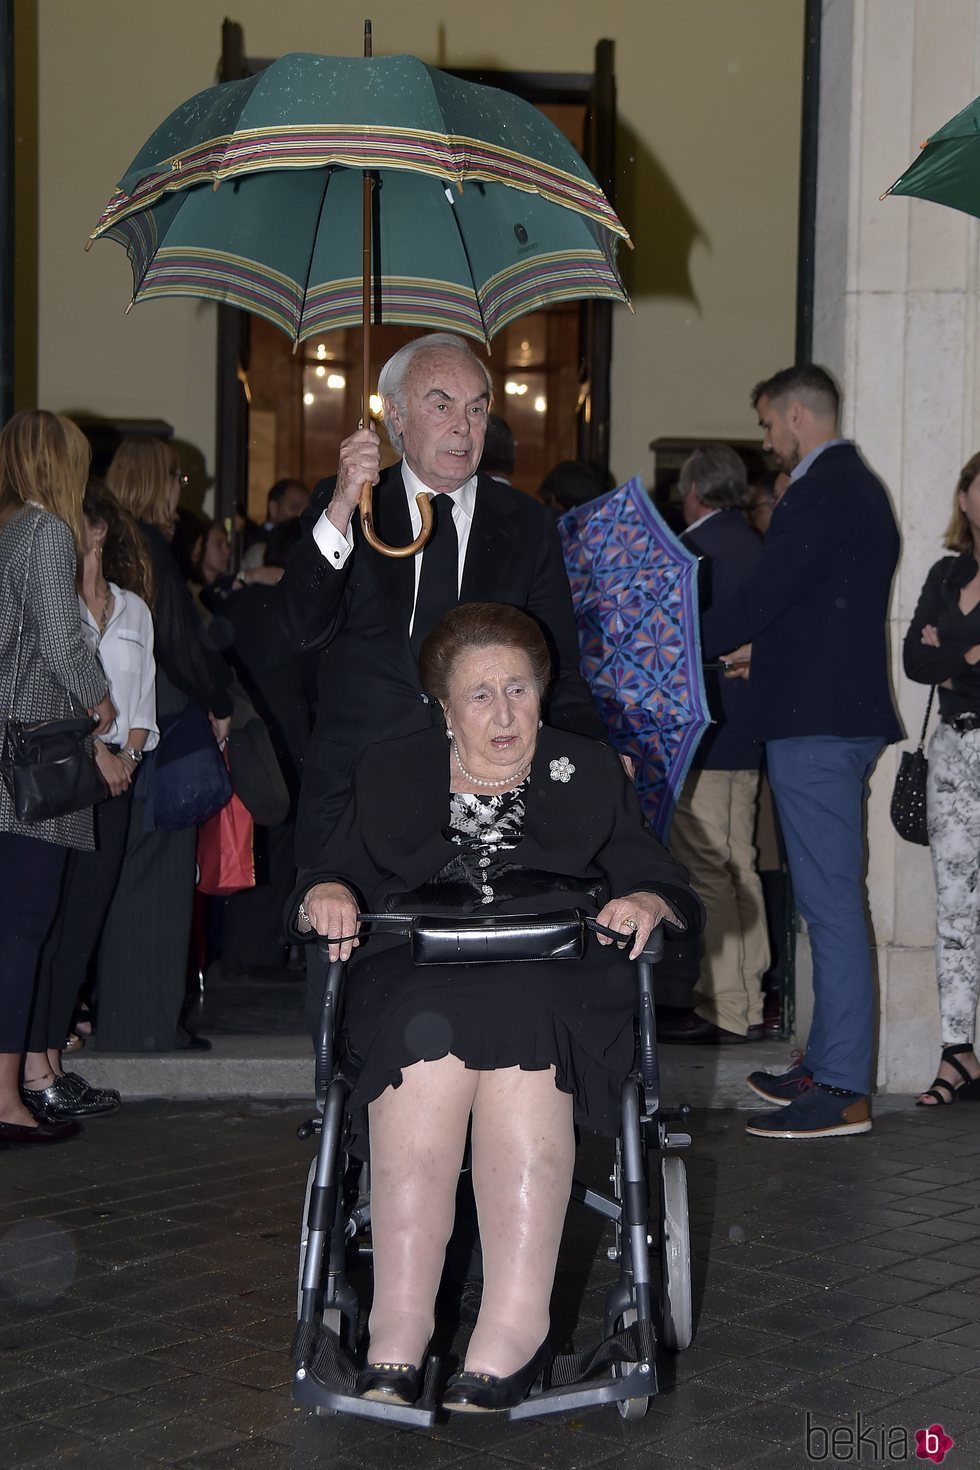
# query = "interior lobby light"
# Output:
<box><xmin>315</xmin><ymin>364</ymin><xmax>326</xmax><ymax>377</ymax></box>
<box><xmin>533</xmin><ymin>395</ymin><xmax>547</xmax><ymax>413</ymax></box>
<box><xmin>369</xmin><ymin>393</ymin><xmax>384</xmax><ymax>417</ymax></box>
<box><xmin>326</xmin><ymin>373</ymin><xmax>346</xmax><ymax>390</ymax></box>
<box><xmin>504</xmin><ymin>380</ymin><xmax>528</xmax><ymax>396</ymax></box>
<box><xmin>303</xmin><ymin>391</ymin><xmax>315</xmax><ymax>406</ymax></box>
<box><xmin>315</xmin><ymin>343</ymin><xmax>327</xmax><ymax>359</ymax></box>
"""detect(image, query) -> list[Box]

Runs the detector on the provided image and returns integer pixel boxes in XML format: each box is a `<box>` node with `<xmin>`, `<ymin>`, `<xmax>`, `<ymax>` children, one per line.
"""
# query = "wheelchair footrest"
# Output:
<box><xmin>506</xmin><ymin>1361</ymin><xmax>656</xmax><ymax>1421</ymax></box>
<box><xmin>293</xmin><ymin>1330</ymin><xmax>439</xmax><ymax>1430</ymax></box>
<box><xmin>291</xmin><ymin>1319</ymin><xmax>318</xmax><ymax>1369</ymax></box>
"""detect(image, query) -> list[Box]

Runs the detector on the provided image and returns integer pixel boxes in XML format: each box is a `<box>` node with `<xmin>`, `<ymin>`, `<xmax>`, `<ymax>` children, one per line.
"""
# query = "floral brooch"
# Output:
<box><xmin>550</xmin><ymin>756</ymin><xmax>576</xmax><ymax>784</ymax></box>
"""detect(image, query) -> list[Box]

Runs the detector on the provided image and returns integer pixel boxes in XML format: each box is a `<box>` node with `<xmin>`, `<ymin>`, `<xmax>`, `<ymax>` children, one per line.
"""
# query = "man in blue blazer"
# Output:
<box><xmin>702</xmin><ymin>365</ymin><xmax>902</xmax><ymax>1139</ymax></box>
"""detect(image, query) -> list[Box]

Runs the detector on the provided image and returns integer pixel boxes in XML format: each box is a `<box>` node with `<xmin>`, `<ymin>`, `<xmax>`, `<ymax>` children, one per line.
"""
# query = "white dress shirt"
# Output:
<box><xmin>79</xmin><ymin>583</ymin><xmax>159</xmax><ymax>750</ymax></box>
<box><xmin>311</xmin><ymin>462</ymin><xmax>479</xmax><ymax>634</ymax></box>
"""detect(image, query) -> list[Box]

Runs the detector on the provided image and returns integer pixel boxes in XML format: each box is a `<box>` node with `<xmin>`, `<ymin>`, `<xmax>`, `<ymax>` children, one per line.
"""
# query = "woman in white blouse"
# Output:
<box><xmin>22</xmin><ymin>482</ymin><xmax>159</xmax><ymax>1121</ymax></box>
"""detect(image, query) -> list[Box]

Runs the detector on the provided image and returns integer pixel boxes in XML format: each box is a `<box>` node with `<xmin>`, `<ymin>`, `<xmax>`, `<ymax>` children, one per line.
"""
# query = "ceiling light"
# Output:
<box><xmin>303</xmin><ymin>391</ymin><xmax>315</xmax><ymax>406</ymax></box>
<box><xmin>326</xmin><ymin>373</ymin><xmax>346</xmax><ymax>390</ymax></box>
<box><xmin>369</xmin><ymin>393</ymin><xmax>384</xmax><ymax>416</ymax></box>
<box><xmin>533</xmin><ymin>395</ymin><xmax>547</xmax><ymax>414</ymax></box>
<box><xmin>315</xmin><ymin>365</ymin><xmax>326</xmax><ymax>377</ymax></box>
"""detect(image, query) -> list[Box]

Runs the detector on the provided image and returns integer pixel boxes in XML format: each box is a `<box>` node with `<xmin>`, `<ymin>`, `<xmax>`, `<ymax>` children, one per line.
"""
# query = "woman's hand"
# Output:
<box><xmin>921</xmin><ymin>624</ymin><xmax>941</xmax><ymax>648</ymax></box>
<box><xmin>596</xmin><ymin>891</ymin><xmax>680</xmax><ymax>961</ymax></box>
<box><xmin>303</xmin><ymin>882</ymin><xmax>361</xmax><ymax>962</ymax></box>
<box><xmin>88</xmin><ymin>692</ymin><xmax>117</xmax><ymax>736</ymax></box>
<box><xmin>94</xmin><ymin>741</ymin><xmax>132</xmax><ymax>798</ymax></box>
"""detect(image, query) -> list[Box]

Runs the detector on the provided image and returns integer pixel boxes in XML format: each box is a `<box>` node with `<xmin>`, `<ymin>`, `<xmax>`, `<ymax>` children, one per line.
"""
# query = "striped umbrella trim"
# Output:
<box><xmin>125</xmin><ymin>246</ymin><xmax>626</xmax><ymax>345</ymax></box>
<box><xmin>92</xmin><ymin>125</ymin><xmax>628</xmax><ymax>241</ymax></box>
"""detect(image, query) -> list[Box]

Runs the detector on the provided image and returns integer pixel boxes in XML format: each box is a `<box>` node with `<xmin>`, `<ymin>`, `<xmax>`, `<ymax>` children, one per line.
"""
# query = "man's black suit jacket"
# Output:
<box><xmin>683</xmin><ymin>507</ymin><xmax>763</xmax><ymax>771</ymax></box>
<box><xmin>276</xmin><ymin>465</ymin><xmax>605</xmax><ymax>862</ymax></box>
<box><xmin>701</xmin><ymin>443</ymin><xmax>903</xmax><ymax>744</ymax></box>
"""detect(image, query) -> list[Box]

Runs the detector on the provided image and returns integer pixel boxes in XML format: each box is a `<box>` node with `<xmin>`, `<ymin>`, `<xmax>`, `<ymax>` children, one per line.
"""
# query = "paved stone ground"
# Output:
<box><xmin>2</xmin><ymin>1098</ymin><xmax>979</xmax><ymax>1469</ymax></box>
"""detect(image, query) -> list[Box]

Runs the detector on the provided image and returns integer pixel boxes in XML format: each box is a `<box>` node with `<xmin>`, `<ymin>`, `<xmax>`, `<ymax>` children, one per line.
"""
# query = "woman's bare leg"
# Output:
<box><xmin>366</xmin><ymin>1054</ymin><xmax>477</xmax><ymax>1367</ymax></box>
<box><xmin>466</xmin><ymin>1065</ymin><xmax>575</xmax><ymax>1376</ymax></box>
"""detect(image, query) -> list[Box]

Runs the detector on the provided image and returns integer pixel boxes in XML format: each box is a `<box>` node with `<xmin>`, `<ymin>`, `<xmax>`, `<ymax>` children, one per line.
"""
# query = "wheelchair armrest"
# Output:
<box><xmin>635</xmin><ymin>928</ymin><xmax>664</xmax><ymax>1097</ymax></box>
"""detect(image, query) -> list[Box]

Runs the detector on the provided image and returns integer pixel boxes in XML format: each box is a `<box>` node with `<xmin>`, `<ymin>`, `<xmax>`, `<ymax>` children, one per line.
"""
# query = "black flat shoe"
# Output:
<box><xmin>442</xmin><ymin>1342</ymin><xmax>551</xmax><ymax>1412</ymax></box>
<box><xmin>0</xmin><ymin>1116</ymin><xmax>81</xmax><ymax>1146</ymax></box>
<box><xmin>356</xmin><ymin>1360</ymin><xmax>421</xmax><ymax>1405</ymax></box>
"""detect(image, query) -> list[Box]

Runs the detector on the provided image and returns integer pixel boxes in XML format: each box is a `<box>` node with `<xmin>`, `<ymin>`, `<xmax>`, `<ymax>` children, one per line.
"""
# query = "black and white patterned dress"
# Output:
<box><xmin>341</xmin><ymin>777</ymin><xmax>637</xmax><ymax>1140</ymax></box>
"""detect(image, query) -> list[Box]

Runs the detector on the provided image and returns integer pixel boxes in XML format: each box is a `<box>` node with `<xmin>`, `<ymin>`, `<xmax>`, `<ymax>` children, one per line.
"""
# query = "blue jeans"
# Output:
<box><xmin>766</xmin><ymin>736</ymin><xmax>884</xmax><ymax>1094</ymax></box>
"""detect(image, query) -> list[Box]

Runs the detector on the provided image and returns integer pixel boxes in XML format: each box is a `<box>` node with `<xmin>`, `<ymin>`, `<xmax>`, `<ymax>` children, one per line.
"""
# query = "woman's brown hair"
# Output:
<box><xmin>82</xmin><ymin>479</ymin><xmax>155</xmax><ymax>607</ymax></box>
<box><xmin>0</xmin><ymin>409</ymin><xmax>91</xmax><ymax>544</ymax></box>
<box><xmin>105</xmin><ymin>437</ymin><xmax>179</xmax><ymax>531</ymax></box>
<box><xmin>419</xmin><ymin>602</ymin><xmax>553</xmax><ymax>707</ymax></box>
<box><xmin>944</xmin><ymin>451</ymin><xmax>980</xmax><ymax>554</ymax></box>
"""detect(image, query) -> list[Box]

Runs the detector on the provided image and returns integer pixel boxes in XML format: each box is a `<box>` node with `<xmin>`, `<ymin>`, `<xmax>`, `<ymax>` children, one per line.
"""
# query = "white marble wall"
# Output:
<box><xmin>810</xmin><ymin>0</ymin><xmax>980</xmax><ymax>1091</ymax></box>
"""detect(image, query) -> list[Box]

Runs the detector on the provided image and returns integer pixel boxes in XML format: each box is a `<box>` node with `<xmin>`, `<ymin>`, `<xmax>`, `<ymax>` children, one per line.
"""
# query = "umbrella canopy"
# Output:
<box><xmin>882</xmin><ymin>95</ymin><xmax>980</xmax><ymax>219</ymax></box>
<box><xmin>559</xmin><ymin>477</ymin><xmax>710</xmax><ymax>843</ymax></box>
<box><xmin>94</xmin><ymin>52</ymin><xmax>629</xmax><ymax>246</ymax></box>
<box><xmin>95</xmin><ymin>161</ymin><xmax>627</xmax><ymax>346</ymax></box>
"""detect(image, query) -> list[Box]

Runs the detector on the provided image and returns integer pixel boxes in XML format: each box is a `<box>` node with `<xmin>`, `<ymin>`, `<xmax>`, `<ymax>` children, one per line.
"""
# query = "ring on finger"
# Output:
<box><xmin>624</xmin><ymin>918</ymin><xmax>637</xmax><ymax>931</ymax></box>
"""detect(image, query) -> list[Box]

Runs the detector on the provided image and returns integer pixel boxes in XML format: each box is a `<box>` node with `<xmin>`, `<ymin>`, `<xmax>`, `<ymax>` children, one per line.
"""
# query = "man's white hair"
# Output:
<box><xmin>377</xmin><ymin>333</ymin><xmax>493</xmax><ymax>453</ymax></box>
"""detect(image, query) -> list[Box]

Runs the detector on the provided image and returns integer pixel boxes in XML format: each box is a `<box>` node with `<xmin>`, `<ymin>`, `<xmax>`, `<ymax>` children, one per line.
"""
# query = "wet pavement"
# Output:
<box><xmin>2</xmin><ymin>1091</ymin><xmax>979</xmax><ymax>1469</ymax></box>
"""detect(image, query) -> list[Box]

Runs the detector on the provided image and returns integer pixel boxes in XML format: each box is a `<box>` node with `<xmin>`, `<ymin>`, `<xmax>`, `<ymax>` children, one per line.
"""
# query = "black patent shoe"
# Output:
<box><xmin>0</xmin><ymin>1116</ymin><xmax>81</xmax><ymax>1146</ymax></box>
<box><xmin>22</xmin><ymin>1074</ymin><xmax>119</xmax><ymax>1119</ymax></box>
<box><xmin>442</xmin><ymin>1342</ymin><xmax>551</xmax><ymax>1412</ymax></box>
<box><xmin>356</xmin><ymin>1360</ymin><xmax>421</xmax><ymax>1405</ymax></box>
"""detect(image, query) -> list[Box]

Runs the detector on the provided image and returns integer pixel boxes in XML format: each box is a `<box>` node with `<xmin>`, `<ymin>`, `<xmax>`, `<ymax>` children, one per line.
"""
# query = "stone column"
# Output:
<box><xmin>807</xmin><ymin>0</ymin><xmax>980</xmax><ymax>1091</ymax></box>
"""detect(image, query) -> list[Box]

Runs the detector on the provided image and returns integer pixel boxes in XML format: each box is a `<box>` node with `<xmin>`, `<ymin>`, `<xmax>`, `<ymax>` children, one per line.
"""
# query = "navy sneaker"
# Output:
<box><xmin>745</xmin><ymin>1085</ymin><xmax>872</xmax><ymax>1139</ymax></box>
<box><xmin>746</xmin><ymin>1055</ymin><xmax>813</xmax><ymax>1106</ymax></box>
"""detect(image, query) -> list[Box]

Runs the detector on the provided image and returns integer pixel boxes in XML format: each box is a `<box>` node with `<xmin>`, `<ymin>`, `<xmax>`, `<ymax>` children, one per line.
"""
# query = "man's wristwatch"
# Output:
<box><xmin>121</xmin><ymin>747</ymin><xmax>143</xmax><ymax>765</ymax></box>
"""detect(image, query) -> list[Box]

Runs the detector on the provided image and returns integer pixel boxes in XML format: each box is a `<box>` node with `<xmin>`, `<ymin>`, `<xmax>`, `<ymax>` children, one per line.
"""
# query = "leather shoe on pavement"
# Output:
<box><xmin>0</xmin><ymin>1115</ymin><xmax>81</xmax><ymax>1146</ymax></box>
<box><xmin>746</xmin><ymin>1085</ymin><xmax>872</xmax><ymax>1139</ymax></box>
<box><xmin>657</xmin><ymin>1010</ymin><xmax>749</xmax><ymax>1045</ymax></box>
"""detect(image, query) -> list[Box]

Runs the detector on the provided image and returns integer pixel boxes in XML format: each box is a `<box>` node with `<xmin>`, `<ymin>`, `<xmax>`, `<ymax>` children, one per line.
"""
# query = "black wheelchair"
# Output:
<box><xmin>291</xmin><ymin>911</ymin><xmax>694</xmax><ymax>1428</ymax></box>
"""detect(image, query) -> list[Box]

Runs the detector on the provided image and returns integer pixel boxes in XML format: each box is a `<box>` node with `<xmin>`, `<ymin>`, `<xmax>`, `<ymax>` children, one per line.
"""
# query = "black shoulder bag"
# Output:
<box><xmin>889</xmin><ymin>685</ymin><xmax>934</xmax><ymax>846</ymax></box>
<box><xmin>0</xmin><ymin>513</ymin><xmax>108</xmax><ymax>823</ymax></box>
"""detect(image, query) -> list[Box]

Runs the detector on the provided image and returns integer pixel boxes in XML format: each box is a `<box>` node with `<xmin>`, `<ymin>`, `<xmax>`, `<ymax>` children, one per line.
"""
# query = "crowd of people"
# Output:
<box><xmin>2</xmin><ymin>339</ymin><xmax>977</xmax><ymax>1176</ymax></box>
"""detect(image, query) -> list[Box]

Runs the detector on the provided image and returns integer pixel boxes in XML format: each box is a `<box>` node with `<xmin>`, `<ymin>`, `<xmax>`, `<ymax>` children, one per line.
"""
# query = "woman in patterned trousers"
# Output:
<box><xmin>904</xmin><ymin>452</ymin><xmax>980</xmax><ymax>1105</ymax></box>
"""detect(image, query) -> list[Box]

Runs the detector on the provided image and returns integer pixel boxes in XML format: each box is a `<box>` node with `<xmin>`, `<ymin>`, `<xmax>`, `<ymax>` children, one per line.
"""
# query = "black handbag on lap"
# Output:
<box><xmin>889</xmin><ymin>687</ymin><xmax>934</xmax><ymax>846</ymax></box>
<box><xmin>1</xmin><ymin>513</ymin><xmax>107</xmax><ymax>823</ymax></box>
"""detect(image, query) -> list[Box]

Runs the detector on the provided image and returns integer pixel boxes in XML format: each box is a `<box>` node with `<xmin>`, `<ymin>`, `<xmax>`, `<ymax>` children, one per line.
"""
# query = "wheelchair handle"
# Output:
<box><xmin>316</xmin><ymin>912</ymin><xmax>668</xmax><ymax>962</ymax></box>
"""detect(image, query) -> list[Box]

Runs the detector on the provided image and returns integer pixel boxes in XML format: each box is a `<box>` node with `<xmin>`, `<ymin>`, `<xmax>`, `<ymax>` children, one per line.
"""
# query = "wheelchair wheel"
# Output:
<box><xmin>613</xmin><ymin>1308</ymin><xmax>649</xmax><ymax>1421</ymax></box>
<box><xmin>659</xmin><ymin>1155</ymin><xmax>693</xmax><ymax>1351</ymax></box>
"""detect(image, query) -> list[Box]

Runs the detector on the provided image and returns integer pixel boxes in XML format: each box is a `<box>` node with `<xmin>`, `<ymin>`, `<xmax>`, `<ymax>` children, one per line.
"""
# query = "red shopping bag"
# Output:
<box><xmin>196</xmin><ymin>776</ymin><xmax>255</xmax><ymax>896</ymax></box>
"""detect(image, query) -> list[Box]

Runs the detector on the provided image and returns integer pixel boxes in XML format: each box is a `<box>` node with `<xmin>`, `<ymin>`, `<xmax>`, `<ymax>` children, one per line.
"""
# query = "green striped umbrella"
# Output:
<box><xmin>89</xmin><ymin>51</ymin><xmax>630</xmax><ymax>346</ymax></box>
<box><xmin>882</xmin><ymin>95</ymin><xmax>980</xmax><ymax>219</ymax></box>
<box><xmin>93</xmin><ymin>163</ymin><xmax>627</xmax><ymax>346</ymax></box>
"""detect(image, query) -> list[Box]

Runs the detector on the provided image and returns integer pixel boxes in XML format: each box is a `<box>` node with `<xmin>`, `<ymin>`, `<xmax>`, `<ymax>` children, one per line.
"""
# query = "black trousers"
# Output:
<box><xmin>95</xmin><ymin>797</ymin><xmax>197</xmax><ymax>1051</ymax></box>
<box><xmin>0</xmin><ymin>832</ymin><xmax>67</xmax><ymax>1053</ymax></box>
<box><xmin>222</xmin><ymin>818</ymin><xmax>297</xmax><ymax>970</ymax></box>
<box><xmin>28</xmin><ymin>789</ymin><xmax>133</xmax><ymax>1053</ymax></box>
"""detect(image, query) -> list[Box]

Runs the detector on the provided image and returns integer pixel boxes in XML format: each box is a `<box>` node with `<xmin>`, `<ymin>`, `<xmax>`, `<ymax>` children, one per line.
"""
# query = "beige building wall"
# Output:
<box><xmin>35</xmin><ymin>0</ymin><xmax>804</xmax><ymax>486</ymax></box>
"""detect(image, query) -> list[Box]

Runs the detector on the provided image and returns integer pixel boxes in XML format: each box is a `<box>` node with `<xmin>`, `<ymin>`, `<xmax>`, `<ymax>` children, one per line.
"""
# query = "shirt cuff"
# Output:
<box><xmin>312</xmin><ymin>510</ymin><xmax>354</xmax><ymax>568</ymax></box>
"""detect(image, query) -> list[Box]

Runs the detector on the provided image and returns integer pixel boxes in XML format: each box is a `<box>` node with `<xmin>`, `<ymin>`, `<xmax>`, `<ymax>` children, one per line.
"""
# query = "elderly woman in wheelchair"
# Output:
<box><xmin>292</xmin><ymin>602</ymin><xmax>703</xmax><ymax>1413</ymax></box>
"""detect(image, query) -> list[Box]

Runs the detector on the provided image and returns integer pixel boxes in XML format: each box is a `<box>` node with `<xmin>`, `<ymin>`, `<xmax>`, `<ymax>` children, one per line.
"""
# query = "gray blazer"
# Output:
<box><xmin>0</xmin><ymin>504</ymin><xmax>108</xmax><ymax>848</ymax></box>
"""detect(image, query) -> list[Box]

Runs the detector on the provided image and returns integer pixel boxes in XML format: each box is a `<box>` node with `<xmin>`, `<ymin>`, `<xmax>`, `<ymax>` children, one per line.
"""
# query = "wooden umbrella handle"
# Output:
<box><xmin>358</xmin><ymin>482</ymin><xmax>433</xmax><ymax>557</ymax></box>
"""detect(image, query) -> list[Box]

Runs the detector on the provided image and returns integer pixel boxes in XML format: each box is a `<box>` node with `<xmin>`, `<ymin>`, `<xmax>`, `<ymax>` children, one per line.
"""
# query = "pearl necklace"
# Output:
<box><xmin>452</xmin><ymin>738</ymin><xmax>531</xmax><ymax>790</ymax></box>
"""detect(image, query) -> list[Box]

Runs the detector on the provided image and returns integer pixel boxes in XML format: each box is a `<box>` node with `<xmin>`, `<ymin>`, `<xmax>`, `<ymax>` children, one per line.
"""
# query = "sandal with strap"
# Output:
<box><xmin>916</xmin><ymin>1044</ymin><xmax>980</xmax><ymax>1106</ymax></box>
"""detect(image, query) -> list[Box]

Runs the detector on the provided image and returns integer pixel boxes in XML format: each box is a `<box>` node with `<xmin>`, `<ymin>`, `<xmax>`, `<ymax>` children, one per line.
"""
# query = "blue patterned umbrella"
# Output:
<box><xmin>559</xmin><ymin>476</ymin><xmax>710</xmax><ymax>842</ymax></box>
